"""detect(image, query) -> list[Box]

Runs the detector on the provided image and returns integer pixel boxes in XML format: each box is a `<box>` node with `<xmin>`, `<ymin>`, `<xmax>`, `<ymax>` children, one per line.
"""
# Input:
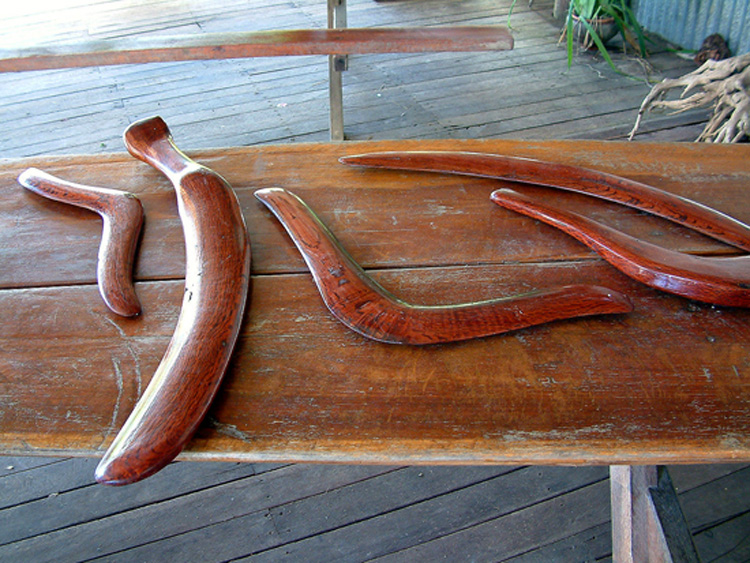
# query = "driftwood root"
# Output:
<box><xmin>629</xmin><ymin>53</ymin><xmax>750</xmax><ymax>143</ymax></box>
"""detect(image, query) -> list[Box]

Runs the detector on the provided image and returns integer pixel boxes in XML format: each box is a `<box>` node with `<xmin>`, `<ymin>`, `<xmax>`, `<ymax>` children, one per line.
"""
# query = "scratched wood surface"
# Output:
<box><xmin>1</xmin><ymin>138</ymin><xmax>749</xmax><ymax>465</ymax></box>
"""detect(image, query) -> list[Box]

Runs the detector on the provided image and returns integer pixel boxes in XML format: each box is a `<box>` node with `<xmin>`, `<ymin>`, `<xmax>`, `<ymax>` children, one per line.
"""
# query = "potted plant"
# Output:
<box><xmin>561</xmin><ymin>0</ymin><xmax>648</xmax><ymax>72</ymax></box>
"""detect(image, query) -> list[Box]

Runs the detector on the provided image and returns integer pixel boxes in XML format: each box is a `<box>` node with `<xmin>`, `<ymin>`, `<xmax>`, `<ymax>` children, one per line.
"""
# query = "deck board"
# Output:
<box><xmin>0</xmin><ymin>0</ymin><xmax>746</xmax><ymax>561</ymax></box>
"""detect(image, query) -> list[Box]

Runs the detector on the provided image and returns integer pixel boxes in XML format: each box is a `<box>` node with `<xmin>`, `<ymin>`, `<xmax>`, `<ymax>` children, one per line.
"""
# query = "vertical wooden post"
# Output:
<box><xmin>610</xmin><ymin>465</ymin><xmax>700</xmax><ymax>563</ymax></box>
<box><xmin>328</xmin><ymin>0</ymin><xmax>347</xmax><ymax>141</ymax></box>
<box><xmin>611</xmin><ymin>465</ymin><xmax>668</xmax><ymax>562</ymax></box>
<box><xmin>553</xmin><ymin>0</ymin><xmax>570</xmax><ymax>19</ymax></box>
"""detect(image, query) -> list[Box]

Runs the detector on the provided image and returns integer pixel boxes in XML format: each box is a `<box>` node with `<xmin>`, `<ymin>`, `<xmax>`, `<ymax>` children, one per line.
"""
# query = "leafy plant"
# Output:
<box><xmin>562</xmin><ymin>0</ymin><xmax>648</xmax><ymax>72</ymax></box>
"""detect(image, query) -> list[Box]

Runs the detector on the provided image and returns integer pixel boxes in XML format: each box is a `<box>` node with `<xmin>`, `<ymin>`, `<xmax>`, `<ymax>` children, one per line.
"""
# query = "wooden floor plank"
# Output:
<box><xmin>97</xmin><ymin>466</ymin><xmax>518</xmax><ymax>561</ymax></box>
<box><xmin>569</xmin><ymin>109</ymin><xmax>710</xmax><ymax>142</ymax></box>
<box><xmin>243</xmin><ymin>466</ymin><xmax>609</xmax><ymax>562</ymax></box>
<box><xmin>270</xmin><ymin>466</ymin><xmax>521</xmax><ymax>545</ymax></box>
<box><xmin>4</xmin><ymin>0</ymin><xmax>697</xmax><ymax>156</ymax></box>
<box><xmin>677</xmin><ymin>466</ymin><xmax>750</xmax><ymax>532</ymax></box>
<box><xmin>0</xmin><ymin>456</ymin><xmax>62</xmax><ymax>476</ymax></box>
<box><xmin>369</xmin><ymin>480</ymin><xmax>612</xmax><ymax>562</ymax></box>
<box><xmin>0</xmin><ymin>465</ymin><xmax>396</xmax><ymax>561</ymax></box>
<box><xmin>668</xmin><ymin>463</ymin><xmax>750</xmax><ymax>492</ymax></box>
<box><xmin>501</xmin><ymin>522</ymin><xmax>614</xmax><ymax>562</ymax></box>
<box><xmin>693</xmin><ymin>511</ymin><xmax>750</xmax><ymax>563</ymax></box>
<box><xmin>0</xmin><ymin>458</ymin><xmax>99</xmax><ymax>510</ymax></box>
<box><xmin>0</xmin><ymin>461</ymin><xmax>263</xmax><ymax>545</ymax></box>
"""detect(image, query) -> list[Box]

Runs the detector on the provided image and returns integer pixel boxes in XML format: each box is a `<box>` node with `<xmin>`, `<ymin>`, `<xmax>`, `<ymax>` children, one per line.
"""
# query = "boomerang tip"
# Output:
<box><xmin>17</xmin><ymin>167</ymin><xmax>42</xmax><ymax>186</ymax></box>
<box><xmin>95</xmin><ymin>456</ymin><xmax>134</xmax><ymax>486</ymax></box>
<box><xmin>596</xmin><ymin>286</ymin><xmax>634</xmax><ymax>314</ymax></box>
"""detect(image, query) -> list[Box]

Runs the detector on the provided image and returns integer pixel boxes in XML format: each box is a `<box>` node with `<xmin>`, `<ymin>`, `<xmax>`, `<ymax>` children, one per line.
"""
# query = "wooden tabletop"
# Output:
<box><xmin>1</xmin><ymin>138</ymin><xmax>749</xmax><ymax>465</ymax></box>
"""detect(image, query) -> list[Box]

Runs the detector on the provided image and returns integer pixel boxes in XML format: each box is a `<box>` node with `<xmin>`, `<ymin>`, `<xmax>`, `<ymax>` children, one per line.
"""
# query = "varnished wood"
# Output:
<box><xmin>17</xmin><ymin>168</ymin><xmax>143</xmax><ymax>317</ymax></box>
<box><xmin>1</xmin><ymin>139</ymin><xmax>749</xmax><ymax>466</ymax></box>
<box><xmin>0</xmin><ymin>27</ymin><xmax>513</xmax><ymax>73</ymax></box>
<box><xmin>94</xmin><ymin>117</ymin><xmax>251</xmax><ymax>485</ymax></box>
<box><xmin>255</xmin><ymin>187</ymin><xmax>632</xmax><ymax>344</ymax></box>
<box><xmin>490</xmin><ymin>188</ymin><xmax>750</xmax><ymax>307</ymax></box>
<box><xmin>5</xmin><ymin>139</ymin><xmax>745</xmax><ymax>290</ymax></box>
<box><xmin>339</xmin><ymin>151</ymin><xmax>750</xmax><ymax>252</ymax></box>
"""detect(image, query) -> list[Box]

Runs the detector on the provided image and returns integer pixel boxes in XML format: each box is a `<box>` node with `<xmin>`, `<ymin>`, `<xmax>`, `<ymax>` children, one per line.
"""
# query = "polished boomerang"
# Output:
<box><xmin>255</xmin><ymin>187</ymin><xmax>632</xmax><ymax>345</ymax></box>
<box><xmin>18</xmin><ymin>168</ymin><xmax>144</xmax><ymax>317</ymax></box>
<box><xmin>341</xmin><ymin>151</ymin><xmax>750</xmax><ymax>307</ymax></box>
<box><xmin>95</xmin><ymin>117</ymin><xmax>251</xmax><ymax>485</ymax></box>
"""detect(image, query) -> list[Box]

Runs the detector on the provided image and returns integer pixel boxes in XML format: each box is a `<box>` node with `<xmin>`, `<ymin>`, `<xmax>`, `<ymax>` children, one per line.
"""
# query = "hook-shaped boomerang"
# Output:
<box><xmin>18</xmin><ymin>168</ymin><xmax>144</xmax><ymax>317</ymax></box>
<box><xmin>95</xmin><ymin>117</ymin><xmax>251</xmax><ymax>485</ymax></box>
<box><xmin>255</xmin><ymin>188</ymin><xmax>631</xmax><ymax>345</ymax></box>
<box><xmin>339</xmin><ymin>151</ymin><xmax>750</xmax><ymax>252</ymax></box>
<box><xmin>490</xmin><ymin>188</ymin><xmax>750</xmax><ymax>307</ymax></box>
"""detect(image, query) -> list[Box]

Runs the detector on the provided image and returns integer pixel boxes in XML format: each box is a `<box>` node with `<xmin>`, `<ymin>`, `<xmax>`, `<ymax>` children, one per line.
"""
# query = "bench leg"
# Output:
<box><xmin>328</xmin><ymin>0</ymin><xmax>347</xmax><ymax>141</ymax></box>
<box><xmin>610</xmin><ymin>465</ymin><xmax>701</xmax><ymax>562</ymax></box>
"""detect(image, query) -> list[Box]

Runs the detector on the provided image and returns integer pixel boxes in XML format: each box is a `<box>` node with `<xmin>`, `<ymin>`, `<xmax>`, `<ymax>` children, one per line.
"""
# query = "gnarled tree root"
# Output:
<box><xmin>629</xmin><ymin>53</ymin><xmax>750</xmax><ymax>143</ymax></box>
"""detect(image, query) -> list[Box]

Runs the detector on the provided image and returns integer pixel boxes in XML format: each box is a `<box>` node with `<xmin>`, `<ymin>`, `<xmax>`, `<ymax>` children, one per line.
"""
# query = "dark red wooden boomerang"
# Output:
<box><xmin>95</xmin><ymin>117</ymin><xmax>251</xmax><ymax>485</ymax></box>
<box><xmin>339</xmin><ymin>151</ymin><xmax>750</xmax><ymax>252</ymax></box>
<box><xmin>490</xmin><ymin>188</ymin><xmax>750</xmax><ymax>307</ymax></box>
<box><xmin>18</xmin><ymin>168</ymin><xmax>144</xmax><ymax>317</ymax></box>
<box><xmin>255</xmin><ymin>187</ymin><xmax>631</xmax><ymax>345</ymax></box>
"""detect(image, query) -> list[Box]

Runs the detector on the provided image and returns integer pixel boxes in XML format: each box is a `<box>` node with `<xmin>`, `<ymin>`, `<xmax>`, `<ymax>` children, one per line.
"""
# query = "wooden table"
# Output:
<box><xmin>3</xmin><ymin>137</ymin><xmax>749</xmax><ymax>559</ymax></box>
<box><xmin>2</xmin><ymin>138</ymin><xmax>749</xmax><ymax>465</ymax></box>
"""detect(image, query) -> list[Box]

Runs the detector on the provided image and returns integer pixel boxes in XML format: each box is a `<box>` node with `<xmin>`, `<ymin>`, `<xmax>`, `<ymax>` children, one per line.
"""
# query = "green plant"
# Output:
<box><xmin>562</xmin><ymin>0</ymin><xmax>648</xmax><ymax>72</ymax></box>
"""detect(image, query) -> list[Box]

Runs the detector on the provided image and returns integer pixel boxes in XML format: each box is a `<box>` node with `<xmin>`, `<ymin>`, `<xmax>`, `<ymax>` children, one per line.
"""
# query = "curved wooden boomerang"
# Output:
<box><xmin>339</xmin><ymin>151</ymin><xmax>750</xmax><ymax>252</ymax></box>
<box><xmin>95</xmin><ymin>117</ymin><xmax>251</xmax><ymax>485</ymax></box>
<box><xmin>18</xmin><ymin>168</ymin><xmax>144</xmax><ymax>317</ymax></box>
<box><xmin>490</xmin><ymin>188</ymin><xmax>750</xmax><ymax>307</ymax></box>
<box><xmin>255</xmin><ymin>187</ymin><xmax>631</xmax><ymax>345</ymax></box>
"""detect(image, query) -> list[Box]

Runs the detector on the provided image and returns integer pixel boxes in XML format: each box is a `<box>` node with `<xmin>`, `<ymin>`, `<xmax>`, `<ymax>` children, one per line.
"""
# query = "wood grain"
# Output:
<box><xmin>490</xmin><ymin>188</ymin><xmax>750</xmax><ymax>307</ymax></box>
<box><xmin>255</xmin><ymin>187</ymin><xmax>631</xmax><ymax>344</ymax></box>
<box><xmin>610</xmin><ymin>466</ymin><xmax>701</xmax><ymax>563</ymax></box>
<box><xmin>340</xmin><ymin>150</ymin><xmax>750</xmax><ymax>252</ymax></box>
<box><xmin>93</xmin><ymin>117</ymin><xmax>251</xmax><ymax>485</ymax></box>
<box><xmin>1</xmin><ymin>139</ymin><xmax>749</xmax><ymax>466</ymax></box>
<box><xmin>3</xmin><ymin>140</ymin><xmax>748</xmax><ymax>288</ymax></box>
<box><xmin>17</xmin><ymin>167</ymin><xmax>143</xmax><ymax>317</ymax></box>
<box><xmin>0</xmin><ymin>27</ymin><xmax>513</xmax><ymax>72</ymax></box>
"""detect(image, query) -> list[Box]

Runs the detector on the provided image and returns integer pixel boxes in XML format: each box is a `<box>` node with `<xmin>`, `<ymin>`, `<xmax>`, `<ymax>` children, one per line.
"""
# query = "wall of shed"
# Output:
<box><xmin>632</xmin><ymin>0</ymin><xmax>750</xmax><ymax>55</ymax></box>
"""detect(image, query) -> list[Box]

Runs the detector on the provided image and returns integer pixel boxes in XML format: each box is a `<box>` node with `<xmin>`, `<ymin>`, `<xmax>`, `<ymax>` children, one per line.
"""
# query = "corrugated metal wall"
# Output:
<box><xmin>632</xmin><ymin>0</ymin><xmax>750</xmax><ymax>55</ymax></box>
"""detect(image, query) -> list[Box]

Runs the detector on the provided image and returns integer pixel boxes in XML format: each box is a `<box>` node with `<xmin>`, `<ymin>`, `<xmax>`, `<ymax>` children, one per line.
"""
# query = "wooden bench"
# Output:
<box><xmin>0</xmin><ymin>0</ymin><xmax>513</xmax><ymax>140</ymax></box>
<box><xmin>1</xmin><ymin>138</ymin><xmax>748</xmax><ymax>558</ymax></box>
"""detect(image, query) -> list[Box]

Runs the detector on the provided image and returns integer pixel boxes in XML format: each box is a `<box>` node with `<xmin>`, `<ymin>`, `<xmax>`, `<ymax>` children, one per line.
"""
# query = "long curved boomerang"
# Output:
<box><xmin>95</xmin><ymin>117</ymin><xmax>251</xmax><ymax>485</ymax></box>
<box><xmin>255</xmin><ymin>188</ymin><xmax>631</xmax><ymax>345</ymax></box>
<box><xmin>339</xmin><ymin>151</ymin><xmax>750</xmax><ymax>252</ymax></box>
<box><xmin>491</xmin><ymin>188</ymin><xmax>750</xmax><ymax>307</ymax></box>
<box><xmin>18</xmin><ymin>168</ymin><xmax>144</xmax><ymax>317</ymax></box>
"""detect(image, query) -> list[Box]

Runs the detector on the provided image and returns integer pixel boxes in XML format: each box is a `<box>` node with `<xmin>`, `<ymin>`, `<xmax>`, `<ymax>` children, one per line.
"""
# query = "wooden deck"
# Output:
<box><xmin>1</xmin><ymin>1</ymin><xmax>748</xmax><ymax>561</ymax></box>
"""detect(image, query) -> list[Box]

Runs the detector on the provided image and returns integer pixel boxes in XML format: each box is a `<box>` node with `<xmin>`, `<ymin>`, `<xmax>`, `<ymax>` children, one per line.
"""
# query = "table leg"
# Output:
<box><xmin>610</xmin><ymin>465</ymin><xmax>700</xmax><ymax>562</ymax></box>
